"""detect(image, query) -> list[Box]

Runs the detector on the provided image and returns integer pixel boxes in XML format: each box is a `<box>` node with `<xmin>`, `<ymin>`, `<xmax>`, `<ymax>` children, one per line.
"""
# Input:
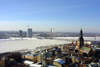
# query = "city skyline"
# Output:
<box><xmin>0</xmin><ymin>0</ymin><xmax>100</xmax><ymax>33</ymax></box>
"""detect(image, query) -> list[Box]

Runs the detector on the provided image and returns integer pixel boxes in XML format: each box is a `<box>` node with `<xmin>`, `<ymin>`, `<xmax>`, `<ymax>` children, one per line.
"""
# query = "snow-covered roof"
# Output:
<box><xmin>54</xmin><ymin>58</ymin><xmax>65</xmax><ymax>64</ymax></box>
<box><xmin>47</xmin><ymin>65</ymin><xmax>58</xmax><ymax>67</ymax></box>
<box><xmin>24</xmin><ymin>60</ymin><xmax>42</xmax><ymax>67</ymax></box>
<box><xmin>29</xmin><ymin>64</ymin><xmax>42</xmax><ymax>67</ymax></box>
<box><xmin>24</xmin><ymin>60</ymin><xmax>34</xmax><ymax>64</ymax></box>
<box><xmin>96</xmin><ymin>48</ymin><xmax>100</xmax><ymax>51</ymax></box>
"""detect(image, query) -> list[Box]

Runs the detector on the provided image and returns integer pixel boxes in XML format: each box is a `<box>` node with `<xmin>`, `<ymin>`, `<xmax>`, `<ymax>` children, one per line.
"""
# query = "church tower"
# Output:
<box><xmin>77</xmin><ymin>29</ymin><xmax>84</xmax><ymax>49</ymax></box>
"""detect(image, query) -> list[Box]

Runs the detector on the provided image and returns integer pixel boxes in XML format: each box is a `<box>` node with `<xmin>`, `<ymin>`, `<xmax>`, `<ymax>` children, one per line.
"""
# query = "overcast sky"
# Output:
<box><xmin>0</xmin><ymin>0</ymin><xmax>100</xmax><ymax>33</ymax></box>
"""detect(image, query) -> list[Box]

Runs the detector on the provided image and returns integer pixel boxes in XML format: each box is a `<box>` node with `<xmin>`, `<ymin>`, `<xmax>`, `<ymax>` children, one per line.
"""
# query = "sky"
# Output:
<box><xmin>0</xmin><ymin>0</ymin><xmax>100</xmax><ymax>33</ymax></box>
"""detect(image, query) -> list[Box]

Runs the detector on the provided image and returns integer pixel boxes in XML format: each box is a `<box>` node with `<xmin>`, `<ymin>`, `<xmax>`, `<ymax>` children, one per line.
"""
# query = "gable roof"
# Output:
<box><xmin>80</xmin><ymin>46</ymin><xmax>91</xmax><ymax>54</ymax></box>
<box><xmin>54</xmin><ymin>58</ymin><xmax>65</xmax><ymax>64</ymax></box>
<box><xmin>25</xmin><ymin>54</ymin><xmax>38</xmax><ymax>57</ymax></box>
<box><xmin>76</xmin><ymin>51</ymin><xmax>82</xmax><ymax>54</ymax></box>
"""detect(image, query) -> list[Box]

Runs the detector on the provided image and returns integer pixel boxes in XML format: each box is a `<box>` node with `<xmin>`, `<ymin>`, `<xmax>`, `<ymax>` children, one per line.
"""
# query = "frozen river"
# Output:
<box><xmin>0</xmin><ymin>37</ymin><xmax>71</xmax><ymax>53</ymax></box>
<box><xmin>0</xmin><ymin>37</ymin><xmax>100</xmax><ymax>53</ymax></box>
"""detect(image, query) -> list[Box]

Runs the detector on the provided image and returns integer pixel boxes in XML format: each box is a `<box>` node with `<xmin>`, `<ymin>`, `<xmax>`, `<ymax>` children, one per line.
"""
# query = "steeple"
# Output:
<box><xmin>80</xmin><ymin>28</ymin><xmax>83</xmax><ymax>37</ymax></box>
<box><xmin>78</xmin><ymin>29</ymin><xmax>84</xmax><ymax>48</ymax></box>
<box><xmin>78</xmin><ymin>29</ymin><xmax>84</xmax><ymax>41</ymax></box>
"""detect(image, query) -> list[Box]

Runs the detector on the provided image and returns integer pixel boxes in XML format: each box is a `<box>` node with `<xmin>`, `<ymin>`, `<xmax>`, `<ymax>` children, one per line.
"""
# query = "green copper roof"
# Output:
<box><xmin>80</xmin><ymin>46</ymin><xmax>91</xmax><ymax>54</ymax></box>
<box><xmin>76</xmin><ymin>51</ymin><xmax>82</xmax><ymax>54</ymax></box>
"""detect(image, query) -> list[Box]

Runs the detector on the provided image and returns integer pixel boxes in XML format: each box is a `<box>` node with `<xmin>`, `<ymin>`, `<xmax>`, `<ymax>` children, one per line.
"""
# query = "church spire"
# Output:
<box><xmin>78</xmin><ymin>29</ymin><xmax>84</xmax><ymax>49</ymax></box>
<box><xmin>80</xmin><ymin>28</ymin><xmax>83</xmax><ymax>37</ymax></box>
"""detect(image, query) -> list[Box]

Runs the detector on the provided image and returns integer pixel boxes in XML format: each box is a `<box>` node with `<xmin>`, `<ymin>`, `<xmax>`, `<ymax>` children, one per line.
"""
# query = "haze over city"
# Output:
<box><xmin>0</xmin><ymin>0</ymin><xmax>100</xmax><ymax>33</ymax></box>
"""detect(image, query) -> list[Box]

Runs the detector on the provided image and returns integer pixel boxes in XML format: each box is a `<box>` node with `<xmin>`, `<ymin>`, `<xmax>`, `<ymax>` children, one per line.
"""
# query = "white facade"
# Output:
<box><xmin>27</xmin><ymin>28</ymin><xmax>32</xmax><ymax>37</ymax></box>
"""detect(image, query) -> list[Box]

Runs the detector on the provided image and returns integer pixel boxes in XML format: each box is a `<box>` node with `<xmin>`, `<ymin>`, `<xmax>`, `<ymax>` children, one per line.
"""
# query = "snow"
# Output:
<box><xmin>24</xmin><ymin>60</ymin><xmax>42</xmax><ymax>67</ymax></box>
<box><xmin>54</xmin><ymin>58</ymin><xmax>65</xmax><ymax>64</ymax></box>
<box><xmin>24</xmin><ymin>60</ymin><xmax>34</xmax><ymax>65</ymax></box>
<box><xmin>29</xmin><ymin>64</ymin><xmax>42</xmax><ymax>67</ymax></box>
<box><xmin>0</xmin><ymin>37</ymin><xmax>71</xmax><ymax>53</ymax></box>
<box><xmin>0</xmin><ymin>37</ymin><xmax>100</xmax><ymax>53</ymax></box>
<box><xmin>54</xmin><ymin>37</ymin><xmax>100</xmax><ymax>41</ymax></box>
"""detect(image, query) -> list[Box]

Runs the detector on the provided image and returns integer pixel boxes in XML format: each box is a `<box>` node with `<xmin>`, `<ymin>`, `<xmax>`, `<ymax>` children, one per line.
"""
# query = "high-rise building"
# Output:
<box><xmin>27</xmin><ymin>28</ymin><xmax>32</xmax><ymax>37</ymax></box>
<box><xmin>19</xmin><ymin>30</ymin><xmax>23</xmax><ymax>37</ymax></box>
<box><xmin>77</xmin><ymin>29</ymin><xmax>84</xmax><ymax>49</ymax></box>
